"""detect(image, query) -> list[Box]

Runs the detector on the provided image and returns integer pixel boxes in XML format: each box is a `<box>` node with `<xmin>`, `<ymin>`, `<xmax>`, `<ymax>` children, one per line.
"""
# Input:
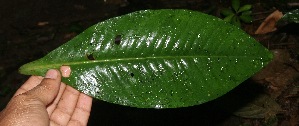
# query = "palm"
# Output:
<box><xmin>1</xmin><ymin>74</ymin><xmax>92</xmax><ymax>126</ymax></box>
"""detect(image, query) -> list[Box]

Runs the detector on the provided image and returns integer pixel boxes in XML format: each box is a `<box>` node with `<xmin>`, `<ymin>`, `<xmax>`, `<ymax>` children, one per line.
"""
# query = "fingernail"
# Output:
<box><xmin>45</xmin><ymin>69</ymin><xmax>58</xmax><ymax>79</ymax></box>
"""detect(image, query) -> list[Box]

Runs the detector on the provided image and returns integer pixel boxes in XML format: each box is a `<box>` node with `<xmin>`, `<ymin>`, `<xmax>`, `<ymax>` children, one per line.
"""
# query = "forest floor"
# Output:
<box><xmin>0</xmin><ymin>0</ymin><xmax>298</xmax><ymax>125</ymax></box>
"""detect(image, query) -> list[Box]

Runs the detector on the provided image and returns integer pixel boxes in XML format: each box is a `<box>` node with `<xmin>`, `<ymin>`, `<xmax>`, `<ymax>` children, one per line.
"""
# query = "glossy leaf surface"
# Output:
<box><xmin>278</xmin><ymin>9</ymin><xmax>299</xmax><ymax>24</ymax></box>
<box><xmin>19</xmin><ymin>9</ymin><xmax>272</xmax><ymax>108</ymax></box>
<box><xmin>232</xmin><ymin>0</ymin><xmax>240</xmax><ymax>12</ymax></box>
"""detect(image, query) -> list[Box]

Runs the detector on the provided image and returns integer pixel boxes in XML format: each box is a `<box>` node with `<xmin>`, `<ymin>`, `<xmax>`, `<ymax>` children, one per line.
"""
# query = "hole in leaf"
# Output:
<box><xmin>87</xmin><ymin>53</ymin><xmax>95</xmax><ymax>60</ymax></box>
<box><xmin>114</xmin><ymin>35</ymin><xmax>121</xmax><ymax>45</ymax></box>
<box><xmin>130</xmin><ymin>73</ymin><xmax>134</xmax><ymax>77</ymax></box>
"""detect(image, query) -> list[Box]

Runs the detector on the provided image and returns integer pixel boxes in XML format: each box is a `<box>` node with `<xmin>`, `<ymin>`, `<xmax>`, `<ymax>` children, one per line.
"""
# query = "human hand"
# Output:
<box><xmin>0</xmin><ymin>69</ymin><xmax>92</xmax><ymax>126</ymax></box>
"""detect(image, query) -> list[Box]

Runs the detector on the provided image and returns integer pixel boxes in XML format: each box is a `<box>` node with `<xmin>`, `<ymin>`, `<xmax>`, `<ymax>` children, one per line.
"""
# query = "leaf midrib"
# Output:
<box><xmin>31</xmin><ymin>55</ymin><xmax>261</xmax><ymax>69</ymax></box>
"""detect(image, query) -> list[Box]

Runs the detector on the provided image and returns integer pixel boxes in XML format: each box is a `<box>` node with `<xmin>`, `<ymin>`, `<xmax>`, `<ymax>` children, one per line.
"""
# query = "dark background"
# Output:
<box><xmin>1</xmin><ymin>0</ymin><xmax>299</xmax><ymax>125</ymax></box>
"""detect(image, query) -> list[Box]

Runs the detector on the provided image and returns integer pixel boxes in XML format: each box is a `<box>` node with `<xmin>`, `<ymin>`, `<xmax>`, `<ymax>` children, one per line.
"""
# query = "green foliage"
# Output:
<box><xmin>276</xmin><ymin>9</ymin><xmax>299</xmax><ymax>58</ymax></box>
<box><xmin>221</xmin><ymin>0</ymin><xmax>253</xmax><ymax>27</ymax></box>
<box><xmin>277</xmin><ymin>9</ymin><xmax>299</xmax><ymax>24</ymax></box>
<box><xmin>19</xmin><ymin>9</ymin><xmax>272</xmax><ymax>108</ymax></box>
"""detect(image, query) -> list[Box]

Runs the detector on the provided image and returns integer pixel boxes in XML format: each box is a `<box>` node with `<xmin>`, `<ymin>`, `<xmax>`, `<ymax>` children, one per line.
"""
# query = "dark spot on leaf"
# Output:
<box><xmin>159</xmin><ymin>71</ymin><xmax>163</xmax><ymax>75</ymax></box>
<box><xmin>130</xmin><ymin>73</ymin><xmax>134</xmax><ymax>77</ymax></box>
<box><xmin>87</xmin><ymin>53</ymin><xmax>95</xmax><ymax>60</ymax></box>
<box><xmin>114</xmin><ymin>35</ymin><xmax>121</xmax><ymax>45</ymax></box>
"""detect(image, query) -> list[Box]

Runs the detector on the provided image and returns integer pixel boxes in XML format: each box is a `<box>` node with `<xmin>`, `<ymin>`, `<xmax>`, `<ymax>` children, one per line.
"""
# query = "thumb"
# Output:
<box><xmin>0</xmin><ymin>69</ymin><xmax>61</xmax><ymax>125</ymax></box>
<box><xmin>24</xmin><ymin>69</ymin><xmax>62</xmax><ymax>105</ymax></box>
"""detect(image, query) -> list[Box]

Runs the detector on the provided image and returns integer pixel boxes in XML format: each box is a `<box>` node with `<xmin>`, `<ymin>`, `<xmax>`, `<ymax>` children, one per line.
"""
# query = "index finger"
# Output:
<box><xmin>13</xmin><ymin>76</ymin><xmax>44</xmax><ymax>96</ymax></box>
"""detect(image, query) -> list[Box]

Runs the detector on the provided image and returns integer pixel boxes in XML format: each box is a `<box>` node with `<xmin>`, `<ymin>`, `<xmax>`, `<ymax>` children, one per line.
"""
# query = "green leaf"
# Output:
<box><xmin>232</xmin><ymin>15</ymin><xmax>241</xmax><ymax>27</ymax></box>
<box><xmin>242</xmin><ymin>10</ymin><xmax>252</xmax><ymax>15</ymax></box>
<box><xmin>224</xmin><ymin>14</ymin><xmax>235</xmax><ymax>22</ymax></box>
<box><xmin>19</xmin><ymin>9</ymin><xmax>273</xmax><ymax>108</ymax></box>
<box><xmin>238</xmin><ymin>5</ymin><xmax>252</xmax><ymax>13</ymax></box>
<box><xmin>232</xmin><ymin>0</ymin><xmax>240</xmax><ymax>12</ymax></box>
<box><xmin>221</xmin><ymin>8</ymin><xmax>234</xmax><ymax>17</ymax></box>
<box><xmin>240</xmin><ymin>12</ymin><xmax>253</xmax><ymax>23</ymax></box>
<box><xmin>278</xmin><ymin>9</ymin><xmax>299</xmax><ymax>24</ymax></box>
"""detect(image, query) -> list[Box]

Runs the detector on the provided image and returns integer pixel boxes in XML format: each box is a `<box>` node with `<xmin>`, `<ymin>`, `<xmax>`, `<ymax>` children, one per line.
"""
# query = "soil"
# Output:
<box><xmin>0</xmin><ymin>0</ymin><xmax>298</xmax><ymax>125</ymax></box>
